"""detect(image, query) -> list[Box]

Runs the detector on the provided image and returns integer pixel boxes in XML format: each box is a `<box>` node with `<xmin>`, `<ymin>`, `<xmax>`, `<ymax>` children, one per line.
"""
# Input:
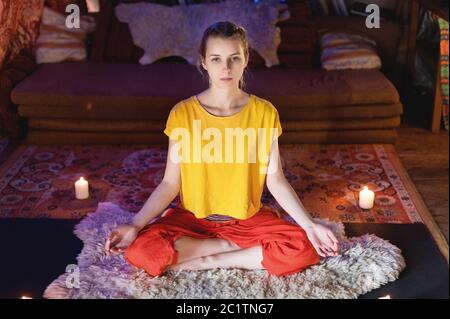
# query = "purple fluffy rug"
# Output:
<box><xmin>44</xmin><ymin>202</ymin><xmax>405</xmax><ymax>299</ymax></box>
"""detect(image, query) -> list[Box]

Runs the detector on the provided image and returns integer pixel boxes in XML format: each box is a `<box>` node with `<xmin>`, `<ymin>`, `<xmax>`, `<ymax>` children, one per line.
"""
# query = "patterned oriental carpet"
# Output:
<box><xmin>0</xmin><ymin>139</ymin><xmax>424</xmax><ymax>224</ymax></box>
<box><xmin>1</xmin><ymin>138</ymin><xmax>448</xmax><ymax>299</ymax></box>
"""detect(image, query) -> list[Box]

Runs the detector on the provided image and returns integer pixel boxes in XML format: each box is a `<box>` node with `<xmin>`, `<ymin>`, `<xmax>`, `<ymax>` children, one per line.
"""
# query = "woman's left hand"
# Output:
<box><xmin>304</xmin><ymin>223</ymin><xmax>340</xmax><ymax>257</ymax></box>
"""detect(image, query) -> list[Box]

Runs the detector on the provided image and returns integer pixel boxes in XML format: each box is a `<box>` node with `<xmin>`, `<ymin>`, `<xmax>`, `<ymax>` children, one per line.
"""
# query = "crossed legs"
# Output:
<box><xmin>166</xmin><ymin>236</ymin><xmax>265</xmax><ymax>272</ymax></box>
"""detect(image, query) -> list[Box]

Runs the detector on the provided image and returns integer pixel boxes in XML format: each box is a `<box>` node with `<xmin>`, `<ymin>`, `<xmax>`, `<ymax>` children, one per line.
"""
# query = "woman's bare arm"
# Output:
<box><xmin>265</xmin><ymin>139</ymin><xmax>315</xmax><ymax>229</ymax></box>
<box><xmin>265</xmin><ymin>139</ymin><xmax>339</xmax><ymax>256</ymax></box>
<box><xmin>130</xmin><ymin>138</ymin><xmax>181</xmax><ymax>230</ymax></box>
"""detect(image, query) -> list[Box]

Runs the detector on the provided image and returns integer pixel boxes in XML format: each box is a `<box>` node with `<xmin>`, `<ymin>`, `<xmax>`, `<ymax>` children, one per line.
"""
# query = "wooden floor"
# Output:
<box><xmin>396</xmin><ymin>123</ymin><xmax>449</xmax><ymax>242</ymax></box>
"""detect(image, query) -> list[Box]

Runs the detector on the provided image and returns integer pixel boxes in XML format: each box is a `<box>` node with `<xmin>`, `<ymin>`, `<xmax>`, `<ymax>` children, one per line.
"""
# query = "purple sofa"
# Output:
<box><xmin>10</xmin><ymin>0</ymin><xmax>404</xmax><ymax>145</ymax></box>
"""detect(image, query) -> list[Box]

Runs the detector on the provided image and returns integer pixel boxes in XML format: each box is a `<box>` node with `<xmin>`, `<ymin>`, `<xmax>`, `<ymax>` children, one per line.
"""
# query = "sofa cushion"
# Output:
<box><xmin>320</xmin><ymin>31</ymin><xmax>382</xmax><ymax>70</ymax></box>
<box><xmin>27</xmin><ymin>116</ymin><xmax>401</xmax><ymax>132</ymax></box>
<box><xmin>12</xmin><ymin>61</ymin><xmax>400</xmax><ymax>112</ymax></box>
<box><xmin>24</xmin><ymin>129</ymin><xmax>399</xmax><ymax>145</ymax></box>
<box><xmin>18</xmin><ymin>102</ymin><xmax>403</xmax><ymax>121</ymax></box>
<box><xmin>35</xmin><ymin>7</ymin><xmax>96</xmax><ymax>64</ymax></box>
<box><xmin>310</xmin><ymin>16</ymin><xmax>403</xmax><ymax>74</ymax></box>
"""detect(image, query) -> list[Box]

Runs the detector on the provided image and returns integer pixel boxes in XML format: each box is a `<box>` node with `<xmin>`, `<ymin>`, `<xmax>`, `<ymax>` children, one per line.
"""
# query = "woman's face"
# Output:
<box><xmin>201</xmin><ymin>37</ymin><xmax>248</xmax><ymax>89</ymax></box>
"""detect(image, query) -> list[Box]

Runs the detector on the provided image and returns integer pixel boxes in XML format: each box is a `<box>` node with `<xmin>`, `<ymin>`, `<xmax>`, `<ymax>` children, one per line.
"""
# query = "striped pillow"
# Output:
<box><xmin>35</xmin><ymin>7</ymin><xmax>95</xmax><ymax>64</ymax></box>
<box><xmin>320</xmin><ymin>31</ymin><xmax>381</xmax><ymax>70</ymax></box>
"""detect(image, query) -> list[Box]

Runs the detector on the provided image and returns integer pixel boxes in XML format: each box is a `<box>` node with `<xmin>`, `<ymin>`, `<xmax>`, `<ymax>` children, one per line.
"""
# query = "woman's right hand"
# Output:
<box><xmin>104</xmin><ymin>224</ymin><xmax>140</xmax><ymax>256</ymax></box>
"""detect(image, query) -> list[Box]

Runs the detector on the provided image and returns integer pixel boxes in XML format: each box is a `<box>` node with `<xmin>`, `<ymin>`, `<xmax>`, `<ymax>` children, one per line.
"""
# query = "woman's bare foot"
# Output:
<box><xmin>172</xmin><ymin>236</ymin><xmax>241</xmax><ymax>264</ymax></box>
<box><xmin>167</xmin><ymin>245</ymin><xmax>264</xmax><ymax>272</ymax></box>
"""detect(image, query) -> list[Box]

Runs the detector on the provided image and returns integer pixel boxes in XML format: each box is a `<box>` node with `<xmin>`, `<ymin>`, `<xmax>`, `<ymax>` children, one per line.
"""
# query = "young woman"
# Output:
<box><xmin>105</xmin><ymin>21</ymin><xmax>339</xmax><ymax>277</ymax></box>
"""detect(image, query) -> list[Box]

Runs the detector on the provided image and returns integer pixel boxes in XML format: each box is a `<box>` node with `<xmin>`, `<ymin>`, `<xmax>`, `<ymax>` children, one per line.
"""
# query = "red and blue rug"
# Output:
<box><xmin>0</xmin><ymin>140</ymin><xmax>424</xmax><ymax>223</ymax></box>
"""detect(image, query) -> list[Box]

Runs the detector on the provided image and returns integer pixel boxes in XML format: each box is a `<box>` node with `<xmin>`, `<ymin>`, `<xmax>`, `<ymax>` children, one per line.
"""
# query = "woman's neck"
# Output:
<box><xmin>200</xmin><ymin>87</ymin><xmax>248</xmax><ymax>111</ymax></box>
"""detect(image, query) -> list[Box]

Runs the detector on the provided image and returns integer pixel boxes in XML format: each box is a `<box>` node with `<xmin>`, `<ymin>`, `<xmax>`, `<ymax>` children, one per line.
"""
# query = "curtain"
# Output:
<box><xmin>0</xmin><ymin>0</ymin><xmax>44</xmax><ymax>70</ymax></box>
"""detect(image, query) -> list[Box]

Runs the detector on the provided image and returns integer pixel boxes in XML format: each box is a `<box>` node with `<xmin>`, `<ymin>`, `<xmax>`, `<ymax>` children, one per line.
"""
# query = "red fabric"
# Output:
<box><xmin>125</xmin><ymin>206</ymin><xmax>320</xmax><ymax>277</ymax></box>
<box><xmin>0</xmin><ymin>0</ymin><xmax>43</xmax><ymax>70</ymax></box>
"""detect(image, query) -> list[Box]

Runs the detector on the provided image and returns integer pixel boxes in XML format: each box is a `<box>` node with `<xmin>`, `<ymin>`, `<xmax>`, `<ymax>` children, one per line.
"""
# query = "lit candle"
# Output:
<box><xmin>21</xmin><ymin>295</ymin><xmax>32</xmax><ymax>299</ymax></box>
<box><xmin>75</xmin><ymin>177</ymin><xmax>89</xmax><ymax>199</ymax></box>
<box><xmin>359</xmin><ymin>186</ymin><xmax>374</xmax><ymax>209</ymax></box>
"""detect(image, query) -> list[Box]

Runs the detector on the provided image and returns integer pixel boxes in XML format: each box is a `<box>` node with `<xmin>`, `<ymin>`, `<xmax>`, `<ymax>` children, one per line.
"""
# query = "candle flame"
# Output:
<box><xmin>378</xmin><ymin>294</ymin><xmax>391</xmax><ymax>299</ymax></box>
<box><xmin>363</xmin><ymin>186</ymin><xmax>368</xmax><ymax>191</ymax></box>
<box><xmin>21</xmin><ymin>295</ymin><xmax>32</xmax><ymax>299</ymax></box>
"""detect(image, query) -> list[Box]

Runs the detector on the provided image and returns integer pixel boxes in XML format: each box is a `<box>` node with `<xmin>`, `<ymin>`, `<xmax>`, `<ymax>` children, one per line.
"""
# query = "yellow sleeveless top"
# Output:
<box><xmin>164</xmin><ymin>94</ymin><xmax>282</xmax><ymax>220</ymax></box>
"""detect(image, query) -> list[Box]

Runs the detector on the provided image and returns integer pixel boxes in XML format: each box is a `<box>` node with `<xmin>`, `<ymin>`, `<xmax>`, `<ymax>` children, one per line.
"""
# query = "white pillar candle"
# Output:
<box><xmin>359</xmin><ymin>186</ymin><xmax>374</xmax><ymax>209</ymax></box>
<box><xmin>75</xmin><ymin>177</ymin><xmax>89</xmax><ymax>200</ymax></box>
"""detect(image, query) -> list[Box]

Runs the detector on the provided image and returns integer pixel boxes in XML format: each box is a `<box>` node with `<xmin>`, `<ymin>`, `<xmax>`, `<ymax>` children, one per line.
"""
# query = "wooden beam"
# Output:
<box><xmin>432</xmin><ymin>59</ymin><xmax>444</xmax><ymax>132</ymax></box>
<box><xmin>405</xmin><ymin>0</ymin><xmax>420</xmax><ymax>90</ymax></box>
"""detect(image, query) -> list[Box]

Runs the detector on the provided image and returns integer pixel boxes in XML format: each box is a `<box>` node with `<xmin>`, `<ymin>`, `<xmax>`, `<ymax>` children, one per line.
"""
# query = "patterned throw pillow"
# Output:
<box><xmin>34</xmin><ymin>7</ymin><xmax>96</xmax><ymax>64</ymax></box>
<box><xmin>320</xmin><ymin>31</ymin><xmax>381</xmax><ymax>70</ymax></box>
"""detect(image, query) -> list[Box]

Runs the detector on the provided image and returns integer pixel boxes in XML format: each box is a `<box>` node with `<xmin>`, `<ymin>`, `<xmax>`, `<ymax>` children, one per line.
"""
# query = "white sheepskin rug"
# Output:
<box><xmin>115</xmin><ymin>0</ymin><xmax>289</xmax><ymax>67</ymax></box>
<box><xmin>44</xmin><ymin>202</ymin><xmax>405</xmax><ymax>299</ymax></box>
